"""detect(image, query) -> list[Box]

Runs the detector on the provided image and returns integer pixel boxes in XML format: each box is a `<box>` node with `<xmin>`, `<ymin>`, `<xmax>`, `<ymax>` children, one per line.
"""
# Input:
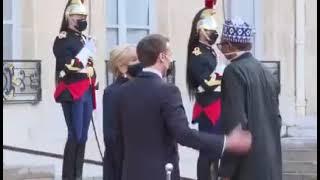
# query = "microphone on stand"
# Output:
<box><xmin>165</xmin><ymin>163</ymin><xmax>173</xmax><ymax>180</ymax></box>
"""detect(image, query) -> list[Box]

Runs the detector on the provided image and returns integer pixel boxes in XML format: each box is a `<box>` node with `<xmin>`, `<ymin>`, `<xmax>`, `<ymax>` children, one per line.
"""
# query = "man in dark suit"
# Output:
<box><xmin>113</xmin><ymin>34</ymin><xmax>252</xmax><ymax>180</ymax></box>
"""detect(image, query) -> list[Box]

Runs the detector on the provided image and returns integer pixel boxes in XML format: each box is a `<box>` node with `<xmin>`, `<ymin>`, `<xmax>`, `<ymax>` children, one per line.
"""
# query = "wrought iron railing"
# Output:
<box><xmin>3</xmin><ymin>60</ymin><xmax>42</xmax><ymax>104</ymax></box>
<box><xmin>105</xmin><ymin>60</ymin><xmax>176</xmax><ymax>86</ymax></box>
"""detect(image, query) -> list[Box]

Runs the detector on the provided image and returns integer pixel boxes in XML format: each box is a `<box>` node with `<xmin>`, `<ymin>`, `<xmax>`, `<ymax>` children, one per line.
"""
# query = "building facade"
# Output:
<box><xmin>3</xmin><ymin>0</ymin><xmax>317</xmax><ymax>178</ymax></box>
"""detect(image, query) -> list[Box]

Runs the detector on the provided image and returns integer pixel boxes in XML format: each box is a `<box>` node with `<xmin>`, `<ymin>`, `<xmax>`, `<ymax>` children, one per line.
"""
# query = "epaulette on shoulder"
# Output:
<box><xmin>57</xmin><ymin>31</ymin><xmax>67</xmax><ymax>39</ymax></box>
<box><xmin>192</xmin><ymin>47</ymin><xmax>202</xmax><ymax>56</ymax></box>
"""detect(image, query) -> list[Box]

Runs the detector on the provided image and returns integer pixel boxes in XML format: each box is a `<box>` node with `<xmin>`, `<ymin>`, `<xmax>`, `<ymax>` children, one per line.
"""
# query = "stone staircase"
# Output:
<box><xmin>281</xmin><ymin>137</ymin><xmax>317</xmax><ymax>180</ymax></box>
<box><xmin>4</xmin><ymin>141</ymin><xmax>317</xmax><ymax>180</ymax></box>
<box><xmin>3</xmin><ymin>165</ymin><xmax>55</xmax><ymax>180</ymax></box>
<box><xmin>4</xmin><ymin>138</ymin><xmax>317</xmax><ymax>180</ymax></box>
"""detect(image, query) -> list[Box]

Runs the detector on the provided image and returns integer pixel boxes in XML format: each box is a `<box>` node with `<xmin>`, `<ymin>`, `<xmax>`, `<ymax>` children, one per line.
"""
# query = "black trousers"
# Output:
<box><xmin>197</xmin><ymin>117</ymin><xmax>221</xmax><ymax>180</ymax></box>
<box><xmin>61</xmin><ymin>90</ymin><xmax>93</xmax><ymax>180</ymax></box>
<box><xmin>103</xmin><ymin>138</ymin><xmax>122</xmax><ymax>180</ymax></box>
<box><xmin>62</xmin><ymin>140</ymin><xmax>86</xmax><ymax>180</ymax></box>
<box><xmin>197</xmin><ymin>153</ymin><xmax>219</xmax><ymax>180</ymax></box>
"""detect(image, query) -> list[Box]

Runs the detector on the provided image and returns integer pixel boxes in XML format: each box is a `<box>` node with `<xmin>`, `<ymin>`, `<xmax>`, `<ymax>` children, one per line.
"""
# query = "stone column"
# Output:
<box><xmin>295</xmin><ymin>0</ymin><xmax>306</xmax><ymax>116</ymax></box>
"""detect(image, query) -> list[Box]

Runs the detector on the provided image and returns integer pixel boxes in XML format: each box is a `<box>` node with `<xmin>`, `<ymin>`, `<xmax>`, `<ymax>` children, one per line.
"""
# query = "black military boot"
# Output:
<box><xmin>62</xmin><ymin>139</ymin><xmax>78</xmax><ymax>180</ymax></box>
<box><xmin>75</xmin><ymin>143</ymin><xmax>86</xmax><ymax>180</ymax></box>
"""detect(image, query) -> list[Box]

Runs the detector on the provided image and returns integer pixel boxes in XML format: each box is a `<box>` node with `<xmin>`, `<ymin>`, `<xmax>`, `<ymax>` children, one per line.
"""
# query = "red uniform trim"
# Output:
<box><xmin>54</xmin><ymin>78</ymin><xmax>97</xmax><ymax>109</ymax></box>
<box><xmin>192</xmin><ymin>98</ymin><xmax>221</xmax><ymax>125</ymax></box>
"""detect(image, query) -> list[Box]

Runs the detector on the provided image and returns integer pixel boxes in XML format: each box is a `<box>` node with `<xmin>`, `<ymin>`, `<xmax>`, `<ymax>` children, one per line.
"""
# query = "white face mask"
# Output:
<box><xmin>223</xmin><ymin>51</ymin><xmax>249</xmax><ymax>61</ymax></box>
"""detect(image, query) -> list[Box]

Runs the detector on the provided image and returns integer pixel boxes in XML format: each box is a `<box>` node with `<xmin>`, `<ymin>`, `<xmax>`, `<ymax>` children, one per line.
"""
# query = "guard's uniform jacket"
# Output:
<box><xmin>188</xmin><ymin>42</ymin><xmax>223</xmax><ymax>134</ymax></box>
<box><xmin>53</xmin><ymin>28</ymin><xmax>97</xmax><ymax>109</ymax></box>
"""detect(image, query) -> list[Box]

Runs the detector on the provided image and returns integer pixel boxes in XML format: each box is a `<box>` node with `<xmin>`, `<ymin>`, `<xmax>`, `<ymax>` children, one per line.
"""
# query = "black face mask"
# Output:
<box><xmin>206</xmin><ymin>31</ymin><xmax>219</xmax><ymax>45</ymax></box>
<box><xmin>75</xmin><ymin>19</ymin><xmax>87</xmax><ymax>32</ymax></box>
<box><xmin>166</xmin><ymin>63</ymin><xmax>174</xmax><ymax>76</ymax></box>
<box><xmin>208</xmin><ymin>31</ymin><xmax>219</xmax><ymax>45</ymax></box>
<box><xmin>127</xmin><ymin>63</ymin><xmax>143</xmax><ymax>77</ymax></box>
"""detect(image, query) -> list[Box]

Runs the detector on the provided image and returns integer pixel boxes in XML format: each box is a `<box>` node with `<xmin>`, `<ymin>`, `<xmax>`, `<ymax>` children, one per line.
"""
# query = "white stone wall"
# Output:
<box><xmin>260</xmin><ymin>0</ymin><xmax>317</xmax><ymax>119</ymax></box>
<box><xmin>4</xmin><ymin>0</ymin><xmax>107</xmax><ymax>176</ymax></box>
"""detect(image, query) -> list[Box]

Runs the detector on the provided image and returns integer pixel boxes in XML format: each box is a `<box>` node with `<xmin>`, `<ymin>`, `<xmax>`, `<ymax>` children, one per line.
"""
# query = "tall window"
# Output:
<box><xmin>3</xmin><ymin>0</ymin><xmax>20</xmax><ymax>59</ymax></box>
<box><xmin>225</xmin><ymin>0</ymin><xmax>262</xmax><ymax>58</ymax></box>
<box><xmin>3</xmin><ymin>0</ymin><xmax>13</xmax><ymax>59</ymax></box>
<box><xmin>105</xmin><ymin>0</ymin><xmax>155</xmax><ymax>58</ymax></box>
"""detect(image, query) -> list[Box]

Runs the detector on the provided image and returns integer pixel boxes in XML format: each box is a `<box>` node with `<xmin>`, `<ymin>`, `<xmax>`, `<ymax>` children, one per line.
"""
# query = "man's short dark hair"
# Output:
<box><xmin>136</xmin><ymin>34</ymin><xmax>169</xmax><ymax>67</ymax></box>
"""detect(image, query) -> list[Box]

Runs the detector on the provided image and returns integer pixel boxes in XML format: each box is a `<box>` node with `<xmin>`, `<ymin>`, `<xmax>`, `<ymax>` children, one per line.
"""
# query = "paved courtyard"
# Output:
<box><xmin>3</xmin><ymin>115</ymin><xmax>317</xmax><ymax>180</ymax></box>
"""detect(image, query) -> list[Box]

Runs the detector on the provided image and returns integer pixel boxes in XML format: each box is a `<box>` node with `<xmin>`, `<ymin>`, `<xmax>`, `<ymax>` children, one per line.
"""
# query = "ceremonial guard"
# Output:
<box><xmin>186</xmin><ymin>0</ymin><xmax>225</xmax><ymax>179</ymax></box>
<box><xmin>53</xmin><ymin>0</ymin><xmax>98</xmax><ymax>179</ymax></box>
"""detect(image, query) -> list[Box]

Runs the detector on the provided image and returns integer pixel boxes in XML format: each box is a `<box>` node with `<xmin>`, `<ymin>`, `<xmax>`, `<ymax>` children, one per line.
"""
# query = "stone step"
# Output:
<box><xmin>282</xmin><ymin>149</ymin><xmax>317</xmax><ymax>161</ymax></box>
<box><xmin>55</xmin><ymin>177</ymin><xmax>194</xmax><ymax>180</ymax></box>
<box><xmin>57</xmin><ymin>176</ymin><xmax>197</xmax><ymax>180</ymax></box>
<box><xmin>4</xmin><ymin>171</ymin><xmax>318</xmax><ymax>180</ymax></box>
<box><xmin>81</xmin><ymin>178</ymin><xmax>103</xmax><ymax>180</ymax></box>
<box><xmin>287</xmin><ymin>129</ymin><xmax>317</xmax><ymax>137</ymax></box>
<box><xmin>3</xmin><ymin>165</ymin><xmax>55</xmax><ymax>180</ymax></box>
<box><xmin>283</xmin><ymin>160</ymin><xmax>317</xmax><ymax>174</ymax></box>
<box><xmin>283</xmin><ymin>173</ymin><xmax>317</xmax><ymax>180</ymax></box>
<box><xmin>83</xmin><ymin>174</ymin><xmax>320</xmax><ymax>180</ymax></box>
<box><xmin>281</xmin><ymin>138</ymin><xmax>317</xmax><ymax>150</ymax></box>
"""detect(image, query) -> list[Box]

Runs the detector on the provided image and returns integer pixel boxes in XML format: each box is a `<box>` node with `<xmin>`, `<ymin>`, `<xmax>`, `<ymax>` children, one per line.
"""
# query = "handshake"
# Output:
<box><xmin>76</xmin><ymin>37</ymin><xmax>97</xmax><ymax>66</ymax></box>
<box><xmin>224</xmin><ymin>124</ymin><xmax>252</xmax><ymax>154</ymax></box>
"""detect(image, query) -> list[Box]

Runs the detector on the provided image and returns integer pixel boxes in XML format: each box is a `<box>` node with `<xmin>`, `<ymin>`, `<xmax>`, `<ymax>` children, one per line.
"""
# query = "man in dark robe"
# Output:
<box><xmin>217</xmin><ymin>17</ymin><xmax>282</xmax><ymax>180</ymax></box>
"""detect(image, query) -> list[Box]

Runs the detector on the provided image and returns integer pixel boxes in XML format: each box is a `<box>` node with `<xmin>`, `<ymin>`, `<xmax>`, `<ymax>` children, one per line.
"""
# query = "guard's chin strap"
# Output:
<box><xmin>224</xmin><ymin>50</ymin><xmax>250</xmax><ymax>61</ymax></box>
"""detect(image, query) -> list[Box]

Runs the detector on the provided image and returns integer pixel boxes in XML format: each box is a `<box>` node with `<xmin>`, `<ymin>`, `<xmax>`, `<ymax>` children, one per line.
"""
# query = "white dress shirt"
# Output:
<box><xmin>142</xmin><ymin>67</ymin><xmax>163</xmax><ymax>78</ymax></box>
